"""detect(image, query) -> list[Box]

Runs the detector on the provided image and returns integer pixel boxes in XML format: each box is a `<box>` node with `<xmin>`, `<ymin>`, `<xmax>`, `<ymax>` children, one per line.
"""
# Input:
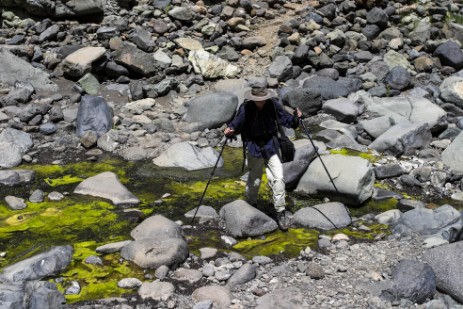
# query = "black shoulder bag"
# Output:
<box><xmin>271</xmin><ymin>101</ymin><xmax>295</xmax><ymax>163</ymax></box>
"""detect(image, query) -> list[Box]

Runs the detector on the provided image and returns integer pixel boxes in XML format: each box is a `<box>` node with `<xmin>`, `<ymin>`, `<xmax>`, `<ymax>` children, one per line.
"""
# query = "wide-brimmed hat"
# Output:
<box><xmin>244</xmin><ymin>80</ymin><xmax>277</xmax><ymax>101</ymax></box>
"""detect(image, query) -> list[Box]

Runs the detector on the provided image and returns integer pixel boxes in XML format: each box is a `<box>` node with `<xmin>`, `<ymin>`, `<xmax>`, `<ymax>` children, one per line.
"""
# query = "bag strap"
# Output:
<box><xmin>241</xmin><ymin>141</ymin><xmax>246</xmax><ymax>173</ymax></box>
<box><xmin>271</xmin><ymin>99</ymin><xmax>284</xmax><ymax>138</ymax></box>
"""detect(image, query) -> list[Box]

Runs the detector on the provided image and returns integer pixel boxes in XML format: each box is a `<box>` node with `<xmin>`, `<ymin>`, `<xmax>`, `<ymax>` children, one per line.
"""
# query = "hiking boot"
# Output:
<box><xmin>276</xmin><ymin>210</ymin><xmax>290</xmax><ymax>232</ymax></box>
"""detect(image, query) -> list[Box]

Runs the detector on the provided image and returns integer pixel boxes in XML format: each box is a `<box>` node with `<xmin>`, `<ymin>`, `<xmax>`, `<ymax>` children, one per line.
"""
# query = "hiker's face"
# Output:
<box><xmin>254</xmin><ymin>100</ymin><xmax>266</xmax><ymax>109</ymax></box>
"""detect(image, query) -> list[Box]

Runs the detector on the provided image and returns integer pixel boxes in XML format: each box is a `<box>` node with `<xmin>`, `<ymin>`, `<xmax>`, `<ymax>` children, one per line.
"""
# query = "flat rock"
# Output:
<box><xmin>74</xmin><ymin>171</ymin><xmax>140</xmax><ymax>206</ymax></box>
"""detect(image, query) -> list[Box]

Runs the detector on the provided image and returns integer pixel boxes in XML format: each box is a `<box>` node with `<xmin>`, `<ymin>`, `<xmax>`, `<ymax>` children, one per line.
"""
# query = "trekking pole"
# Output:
<box><xmin>299</xmin><ymin>118</ymin><xmax>340</xmax><ymax>195</ymax></box>
<box><xmin>190</xmin><ymin>137</ymin><xmax>229</xmax><ymax>224</ymax></box>
<box><xmin>298</xmin><ymin>118</ymin><xmax>353</xmax><ymax>227</ymax></box>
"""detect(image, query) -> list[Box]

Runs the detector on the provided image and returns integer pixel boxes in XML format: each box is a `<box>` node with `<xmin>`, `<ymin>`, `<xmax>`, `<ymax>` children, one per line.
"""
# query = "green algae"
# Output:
<box><xmin>328</xmin><ymin>223</ymin><xmax>391</xmax><ymax>241</ymax></box>
<box><xmin>233</xmin><ymin>228</ymin><xmax>320</xmax><ymax>258</ymax></box>
<box><xmin>329</xmin><ymin>148</ymin><xmax>379</xmax><ymax>162</ymax></box>
<box><xmin>57</xmin><ymin>241</ymin><xmax>143</xmax><ymax>303</ymax></box>
<box><xmin>350</xmin><ymin>197</ymin><xmax>399</xmax><ymax>217</ymax></box>
<box><xmin>0</xmin><ymin>148</ymin><xmax>422</xmax><ymax>304</ymax></box>
<box><xmin>44</xmin><ymin>175</ymin><xmax>84</xmax><ymax>187</ymax></box>
<box><xmin>19</xmin><ymin>158</ymin><xmax>132</xmax><ymax>184</ymax></box>
<box><xmin>0</xmin><ymin>196</ymin><xmax>133</xmax><ymax>268</ymax></box>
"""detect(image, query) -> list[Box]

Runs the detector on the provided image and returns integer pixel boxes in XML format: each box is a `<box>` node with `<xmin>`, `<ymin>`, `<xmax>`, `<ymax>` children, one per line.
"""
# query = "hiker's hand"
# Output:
<box><xmin>294</xmin><ymin>108</ymin><xmax>302</xmax><ymax>119</ymax></box>
<box><xmin>224</xmin><ymin>127</ymin><xmax>235</xmax><ymax>136</ymax></box>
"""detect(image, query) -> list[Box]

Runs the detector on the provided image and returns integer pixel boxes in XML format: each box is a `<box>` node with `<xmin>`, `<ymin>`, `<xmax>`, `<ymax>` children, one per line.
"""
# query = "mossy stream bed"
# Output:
<box><xmin>0</xmin><ymin>147</ymin><xmax>457</xmax><ymax>303</ymax></box>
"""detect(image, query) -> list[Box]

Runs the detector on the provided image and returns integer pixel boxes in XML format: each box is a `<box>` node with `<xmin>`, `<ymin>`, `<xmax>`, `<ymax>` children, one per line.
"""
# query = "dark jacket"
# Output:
<box><xmin>228</xmin><ymin>98</ymin><xmax>298</xmax><ymax>159</ymax></box>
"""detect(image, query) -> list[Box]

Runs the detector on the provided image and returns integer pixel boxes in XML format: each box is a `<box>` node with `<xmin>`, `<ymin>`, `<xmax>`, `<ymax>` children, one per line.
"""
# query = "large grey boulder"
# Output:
<box><xmin>256</xmin><ymin>287</ymin><xmax>308</xmax><ymax>309</ymax></box>
<box><xmin>392</xmin><ymin>205</ymin><xmax>462</xmax><ymax>241</ymax></box>
<box><xmin>0</xmin><ymin>46</ymin><xmax>57</xmax><ymax>93</ymax></box>
<box><xmin>267</xmin><ymin>55</ymin><xmax>293</xmax><ymax>82</ymax></box>
<box><xmin>24</xmin><ymin>281</ymin><xmax>67</xmax><ymax>309</ymax></box>
<box><xmin>0</xmin><ymin>128</ymin><xmax>33</xmax><ymax>154</ymax></box>
<box><xmin>422</xmin><ymin>242</ymin><xmax>463</xmax><ymax>303</ymax></box>
<box><xmin>282</xmin><ymin>88</ymin><xmax>322</xmax><ymax>116</ymax></box>
<box><xmin>153</xmin><ymin>142</ymin><xmax>224</xmax><ymax>171</ymax></box>
<box><xmin>433</xmin><ymin>41</ymin><xmax>463</xmax><ymax>70</ymax></box>
<box><xmin>62</xmin><ymin>47</ymin><xmax>106</xmax><ymax>78</ymax></box>
<box><xmin>188</xmin><ymin>50</ymin><xmax>240</xmax><ymax>79</ymax></box>
<box><xmin>0</xmin><ymin>281</ymin><xmax>66</xmax><ymax>309</ymax></box>
<box><xmin>293</xmin><ymin>202</ymin><xmax>351</xmax><ymax>230</ymax></box>
<box><xmin>192</xmin><ymin>285</ymin><xmax>233</xmax><ymax>309</ymax></box>
<box><xmin>358</xmin><ymin>116</ymin><xmax>393</xmax><ymax>139</ymax></box>
<box><xmin>182</xmin><ymin>92</ymin><xmax>238</xmax><ymax>131</ymax></box>
<box><xmin>380</xmin><ymin>260</ymin><xmax>436</xmax><ymax>304</ymax></box>
<box><xmin>439</xmin><ymin>76</ymin><xmax>463</xmax><ymax>107</ymax></box>
<box><xmin>138</xmin><ymin>281</ymin><xmax>175</xmax><ymax>301</ymax></box>
<box><xmin>322</xmin><ymin>98</ymin><xmax>363</xmax><ymax>123</ymax></box>
<box><xmin>0</xmin><ymin>81</ymin><xmax>35</xmax><ymax>106</ymax></box>
<box><xmin>442</xmin><ymin>132</ymin><xmax>463</xmax><ymax>174</ymax></box>
<box><xmin>295</xmin><ymin>154</ymin><xmax>374</xmax><ymax>205</ymax></box>
<box><xmin>121</xmin><ymin>238</ymin><xmax>188</xmax><ymax>269</ymax></box>
<box><xmin>368</xmin><ymin>123</ymin><xmax>432</xmax><ymax>156</ymax></box>
<box><xmin>283</xmin><ymin>139</ymin><xmax>318</xmax><ymax>190</ymax></box>
<box><xmin>76</xmin><ymin>95</ymin><xmax>113</xmax><ymax>138</ymax></box>
<box><xmin>219</xmin><ymin>200</ymin><xmax>278</xmax><ymax>237</ymax></box>
<box><xmin>0</xmin><ymin>143</ymin><xmax>23</xmax><ymax>168</ymax></box>
<box><xmin>122</xmin><ymin>215</ymin><xmax>188</xmax><ymax>269</ymax></box>
<box><xmin>0</xmin><ymin>246</ymin><xmax>73</xmax><ymax>284</ymax></box>
<box><xmin>385</xmin><ymin>66</ymin><xmax>411</xmax><ymax>91</ymax></box>
<box><xmin>301</xmin><ymin>76</ymin><xmax>350</xmax><ymax>99</ymax></box>
<box><xmin>361</xmin><ymin>95</ymin><xmax>446</xmax><ymax>129</ymax></box>
<box><xmin>114</xmin><ymin>42</ymin><xmax>160</xmax><ymax>76</ymax></box>
<box><xmin>74</xmin><ymin>172</ymin><xmax>140</xmax><ymax>206</ymax></box>
<box><xmin>130</xmin><ymin>215</ymin><xmax>183</xmax><ymax>240</ymax></box>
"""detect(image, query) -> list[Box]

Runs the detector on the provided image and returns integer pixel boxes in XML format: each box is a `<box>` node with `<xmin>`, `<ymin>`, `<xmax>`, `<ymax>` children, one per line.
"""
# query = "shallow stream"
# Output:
<box><xmin>0</xmin><ymin>147</ymin><xmax>459</xmax><ymax>303</ymax></box>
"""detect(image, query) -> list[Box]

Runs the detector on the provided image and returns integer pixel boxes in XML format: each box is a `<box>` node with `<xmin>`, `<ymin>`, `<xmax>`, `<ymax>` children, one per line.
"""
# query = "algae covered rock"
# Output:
<box><xmin>219</xmin><ymin>200</ymin><xmax>278</xmax><ymax>237</ymax></box>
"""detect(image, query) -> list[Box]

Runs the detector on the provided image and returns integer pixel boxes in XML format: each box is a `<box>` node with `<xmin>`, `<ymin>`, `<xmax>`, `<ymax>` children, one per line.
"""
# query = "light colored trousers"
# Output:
<box><xmin>246</xmin><ymin>153</ymin><xmax>286</xmax><ymax>212</ymax></box>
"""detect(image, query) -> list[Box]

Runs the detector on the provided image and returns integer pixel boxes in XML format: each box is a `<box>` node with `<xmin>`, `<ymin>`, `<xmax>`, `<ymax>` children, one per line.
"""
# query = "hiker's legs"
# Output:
<box><xmin>266</xmin><ymin>154</ymin><xmax>286</xmax><ymax>212</ymax></box>
<box><xmin>246</xmin><ymin>154</ymin><xmax>264</xmax><ymax>206</ymax></box>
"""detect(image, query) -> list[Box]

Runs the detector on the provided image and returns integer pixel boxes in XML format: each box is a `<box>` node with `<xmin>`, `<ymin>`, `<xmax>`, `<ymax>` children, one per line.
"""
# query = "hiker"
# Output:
<box><xmin>224</xmin><ymin>79</ymin><xmax>302</xmax><ymax>230</ymax></box>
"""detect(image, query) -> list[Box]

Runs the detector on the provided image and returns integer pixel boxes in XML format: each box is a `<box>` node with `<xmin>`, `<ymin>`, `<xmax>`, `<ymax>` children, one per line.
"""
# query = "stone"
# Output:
<box><xmin>138</xmin><ymin>281</ymin><xmax>175</xmax><ymax>301</ymax></box>
<box><xmin>296</xmin><ymin>154</ymin><xmax>374</xmax><ymax>205</ymax></box>
<box><xmin>219</xmin><ymin>200</ymin><xmax>278</xmax><ymax>237</ymax></box>
<box><xmin>422</xmin><ymin>242</ymin><xmax>463</xmax><ymax>303</ymax></box>
<box><xmin>192</xmin><ymin>285</ymin><xmax>232</xmax><ymax>309</ymax></box>
<box><xmin>5</xmin><ymin>196</ymin><xmax>27</xmax><ymax>210</ymax></box>
<box><xmin>188</xmin><ymin>50</ymin><xmax>240</xmax><ymax>79</ymax></box>
<box><xmin>62</xmin><ymin>47</ymin><xmax>106</xmax><ymax>78</ymax></box>
<box><xmin>153</xmin><ymin>142</ymin><xmax>224</xmax><ymax>171</ymax></box>
<box><xmin>130</xmin><ymin>215</ymin><xmax>183</xmax><ymax>240</ymax></box>
<box><xmin>0</xmin><ymin>246</ymin><xmax>73</xmax><ymax>284</ymax></box>
<box><xmin>182</xmin><ymin>92</ymin><xmax>238</xmax><ymax>132</ymax></box>
<box><xmin>226</xmin><ymin>263</ymin><xmax>257</xmax><ymax>290</ymax></box>
<box><xmin>0</xmin><ymin>46</ymin><xmax>57</xmax><ymax>93</ymax></box>
<box><xmin>74</xmin><ymin>172</ymin><xmax>140</xmax><ymax>206</ymax></box>
<box><xmin>121</xmin><ymin>238</ymin><xmax>188</xmax><ymax>269</ymax></box>
<box><xmin>76</xmin><ymin>95</ymin><xmax>113</xmax><ymax>138</ymax></box>
<box><xmin>293</xmin><ymin>202</ymin><xmax>352</xmax><ymax>230</ymax></box>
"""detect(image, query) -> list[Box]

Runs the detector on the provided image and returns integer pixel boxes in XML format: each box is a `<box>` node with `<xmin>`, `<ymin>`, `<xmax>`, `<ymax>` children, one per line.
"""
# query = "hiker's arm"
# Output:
<box><xmin>275</xmin><ymin>99</ymin><xmax>301</xmax><ymax>129</ymax></box>
<box><xmin>225</xmin><ymin>104</ymin><xmax>245</xmax><ymax>136</ymax></box>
